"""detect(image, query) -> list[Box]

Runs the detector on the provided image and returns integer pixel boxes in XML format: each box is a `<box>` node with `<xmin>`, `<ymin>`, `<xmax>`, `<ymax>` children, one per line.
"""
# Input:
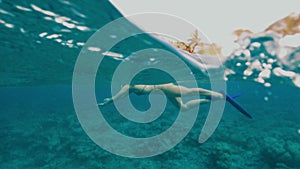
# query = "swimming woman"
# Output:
<box><xmin>98</xmin><ymin>83</ymin><xmax>224</xmax><ymax>111</ymax></box>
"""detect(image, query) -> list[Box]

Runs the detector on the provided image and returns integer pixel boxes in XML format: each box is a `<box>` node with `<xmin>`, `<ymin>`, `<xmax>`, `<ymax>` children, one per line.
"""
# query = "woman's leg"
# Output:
<box><xmin>182</xmin><ymin>99</ymin><xmax>210</xmax><ymax>111</ymax></box>
<box><xmin>168</xmin><ymin>96</ymin><xmax>210</xmax><ymax>112</ymax></box>
<box><xmin>160</xmin><ymin>83</ymin><xmax>223</xmax><ymax>98</ymax></box>
<box><xmin>182</xmin><ymin>87</ymin><xmax>224</xmax><ymax>98</ymax></box>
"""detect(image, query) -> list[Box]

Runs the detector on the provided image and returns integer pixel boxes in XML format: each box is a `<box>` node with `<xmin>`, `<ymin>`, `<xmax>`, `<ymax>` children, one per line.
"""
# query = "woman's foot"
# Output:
<box><xmin>206</xmin><ymin>92</ymin><xmax>225</xmax><ymax>101</ymax></box>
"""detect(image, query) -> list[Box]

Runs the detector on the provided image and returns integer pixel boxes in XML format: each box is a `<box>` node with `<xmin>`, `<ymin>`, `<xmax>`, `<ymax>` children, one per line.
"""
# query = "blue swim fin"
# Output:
<box><xmin>220</xmin><ymin>91</ymin><xmax>252</xmax><ymax>119</ymax></box>
<box><xmin>231</xmin><ymin>92</ymin><xmax>243</xmax><ymax>99</ymax></box>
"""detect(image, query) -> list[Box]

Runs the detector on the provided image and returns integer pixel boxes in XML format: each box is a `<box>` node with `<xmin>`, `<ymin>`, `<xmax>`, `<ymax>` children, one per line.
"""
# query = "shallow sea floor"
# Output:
<box><xmin>0</xmin><ymin>82</ymin><xmax>299</xmax><ymax>169</ymax></box>
<box><xmin>1</xmin><ymin>0</ymin><xmax>300</xmax><ymax>168</ymax></box>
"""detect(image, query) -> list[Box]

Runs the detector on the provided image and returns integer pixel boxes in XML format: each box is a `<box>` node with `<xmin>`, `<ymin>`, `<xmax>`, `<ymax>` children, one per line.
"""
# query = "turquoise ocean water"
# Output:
<box><xmin>1</xmin><ymin>0</ymin><xmax>299</xmax><ymax>168</ymax></box>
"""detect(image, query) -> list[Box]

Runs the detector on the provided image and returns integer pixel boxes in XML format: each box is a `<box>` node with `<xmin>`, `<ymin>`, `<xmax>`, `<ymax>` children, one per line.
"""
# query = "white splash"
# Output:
<box><xmin>31</xmin><ymin>4</ymin><xmax>90</xmax><ymax>33</ymax></box>
<box><xmin>292</xmin><ymin>74</ymin><xmax>300</xmax><ymax>88</ymax></box>
<box><xmin>4</xmin><ymin>23</ymin><xmax>14</xmax><ymax>28</ymax></box>
<box><xmin>31</xmin><ymin>4</ymin><xmax>58</xmax><ymax>17</ymax></box>
<box><xmin>39</xmin><ymin>32</ymin><xmax>48</xmax><ymax>38</ymax></box>
<box><xmin>76</xmin><ymin>25</ymin><xmax>90</xmax><ymax>31</ymax></box>
<box><xmin>0</xmin><ymin>9</ymin><xmax>14</xmax><ymax>16</ymax></box>
<box><xmin>46</xmin><ymin>34</ymin><xmax>62</xmax><ymax>39</ymax></box>
<box><xmin>273</xmin><ymin>67</ymin><xmax>295</xmax><ymax>78</ymax></box>
<box><xmin>15</xmin><ymin>5</ymin><xmax>32</xmax><ymax>12</ymax></box>
<box><xmin>88</xmin><ymin>47</ymin><xmax>101</xmax><ymax>52</ymax></box>
<box><xmin>76</xmin><ymin>42</ymin><xmax>85</xmax><ymax>46</ymax></box>
<box><xmin>0</xmin><ymin>19</ymin><xmax>14</xmax><ymax>29</ymax></box>
<box><xmin>102</xmin><ymin>51</ymin><xmax>124</xmax><ymax>59</ymax></box>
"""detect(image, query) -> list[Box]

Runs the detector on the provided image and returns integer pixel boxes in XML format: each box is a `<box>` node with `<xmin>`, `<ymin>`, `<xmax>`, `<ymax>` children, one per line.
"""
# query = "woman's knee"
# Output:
<box><xmin>180</xmin><ymin>104</ymin><xmax>189</xmax><ymax>112</ymax></box>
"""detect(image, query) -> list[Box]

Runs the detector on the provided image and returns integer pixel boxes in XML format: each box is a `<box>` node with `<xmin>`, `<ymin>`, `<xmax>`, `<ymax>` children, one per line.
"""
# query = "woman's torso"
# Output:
<box><xmin>130</xmin><ymin>83</ymin><xmax>174</xmax><ymax>95</ymax></box>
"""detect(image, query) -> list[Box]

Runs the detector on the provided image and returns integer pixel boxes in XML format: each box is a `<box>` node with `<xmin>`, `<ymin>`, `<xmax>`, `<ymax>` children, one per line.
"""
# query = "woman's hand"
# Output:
<box><xmin>98</xmin><ymin>98</ymin><xmax>113</xmax><ymax>107</ymax></box>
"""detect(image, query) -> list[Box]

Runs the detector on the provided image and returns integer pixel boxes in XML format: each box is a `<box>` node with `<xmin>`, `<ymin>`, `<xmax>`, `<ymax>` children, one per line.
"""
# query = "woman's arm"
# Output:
<box><xmin>98</xmin><ymin>85</ymin><xmax>131</xmax><ymax>106</ymax></box>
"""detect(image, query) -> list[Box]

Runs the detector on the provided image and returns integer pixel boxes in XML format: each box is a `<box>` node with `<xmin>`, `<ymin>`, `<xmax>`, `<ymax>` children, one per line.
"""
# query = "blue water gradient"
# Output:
<box><xmin>1</xmin><ymin>0</ymin><xmax>300</xmax><ymax>168</ymax></box>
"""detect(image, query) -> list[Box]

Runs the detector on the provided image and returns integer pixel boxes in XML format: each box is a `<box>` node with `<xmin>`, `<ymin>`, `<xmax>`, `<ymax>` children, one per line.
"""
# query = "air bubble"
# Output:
<box><xmin>264</xmin><ymin>96</ymin><xmax>269</xmax><ymax>101</ymax></box>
